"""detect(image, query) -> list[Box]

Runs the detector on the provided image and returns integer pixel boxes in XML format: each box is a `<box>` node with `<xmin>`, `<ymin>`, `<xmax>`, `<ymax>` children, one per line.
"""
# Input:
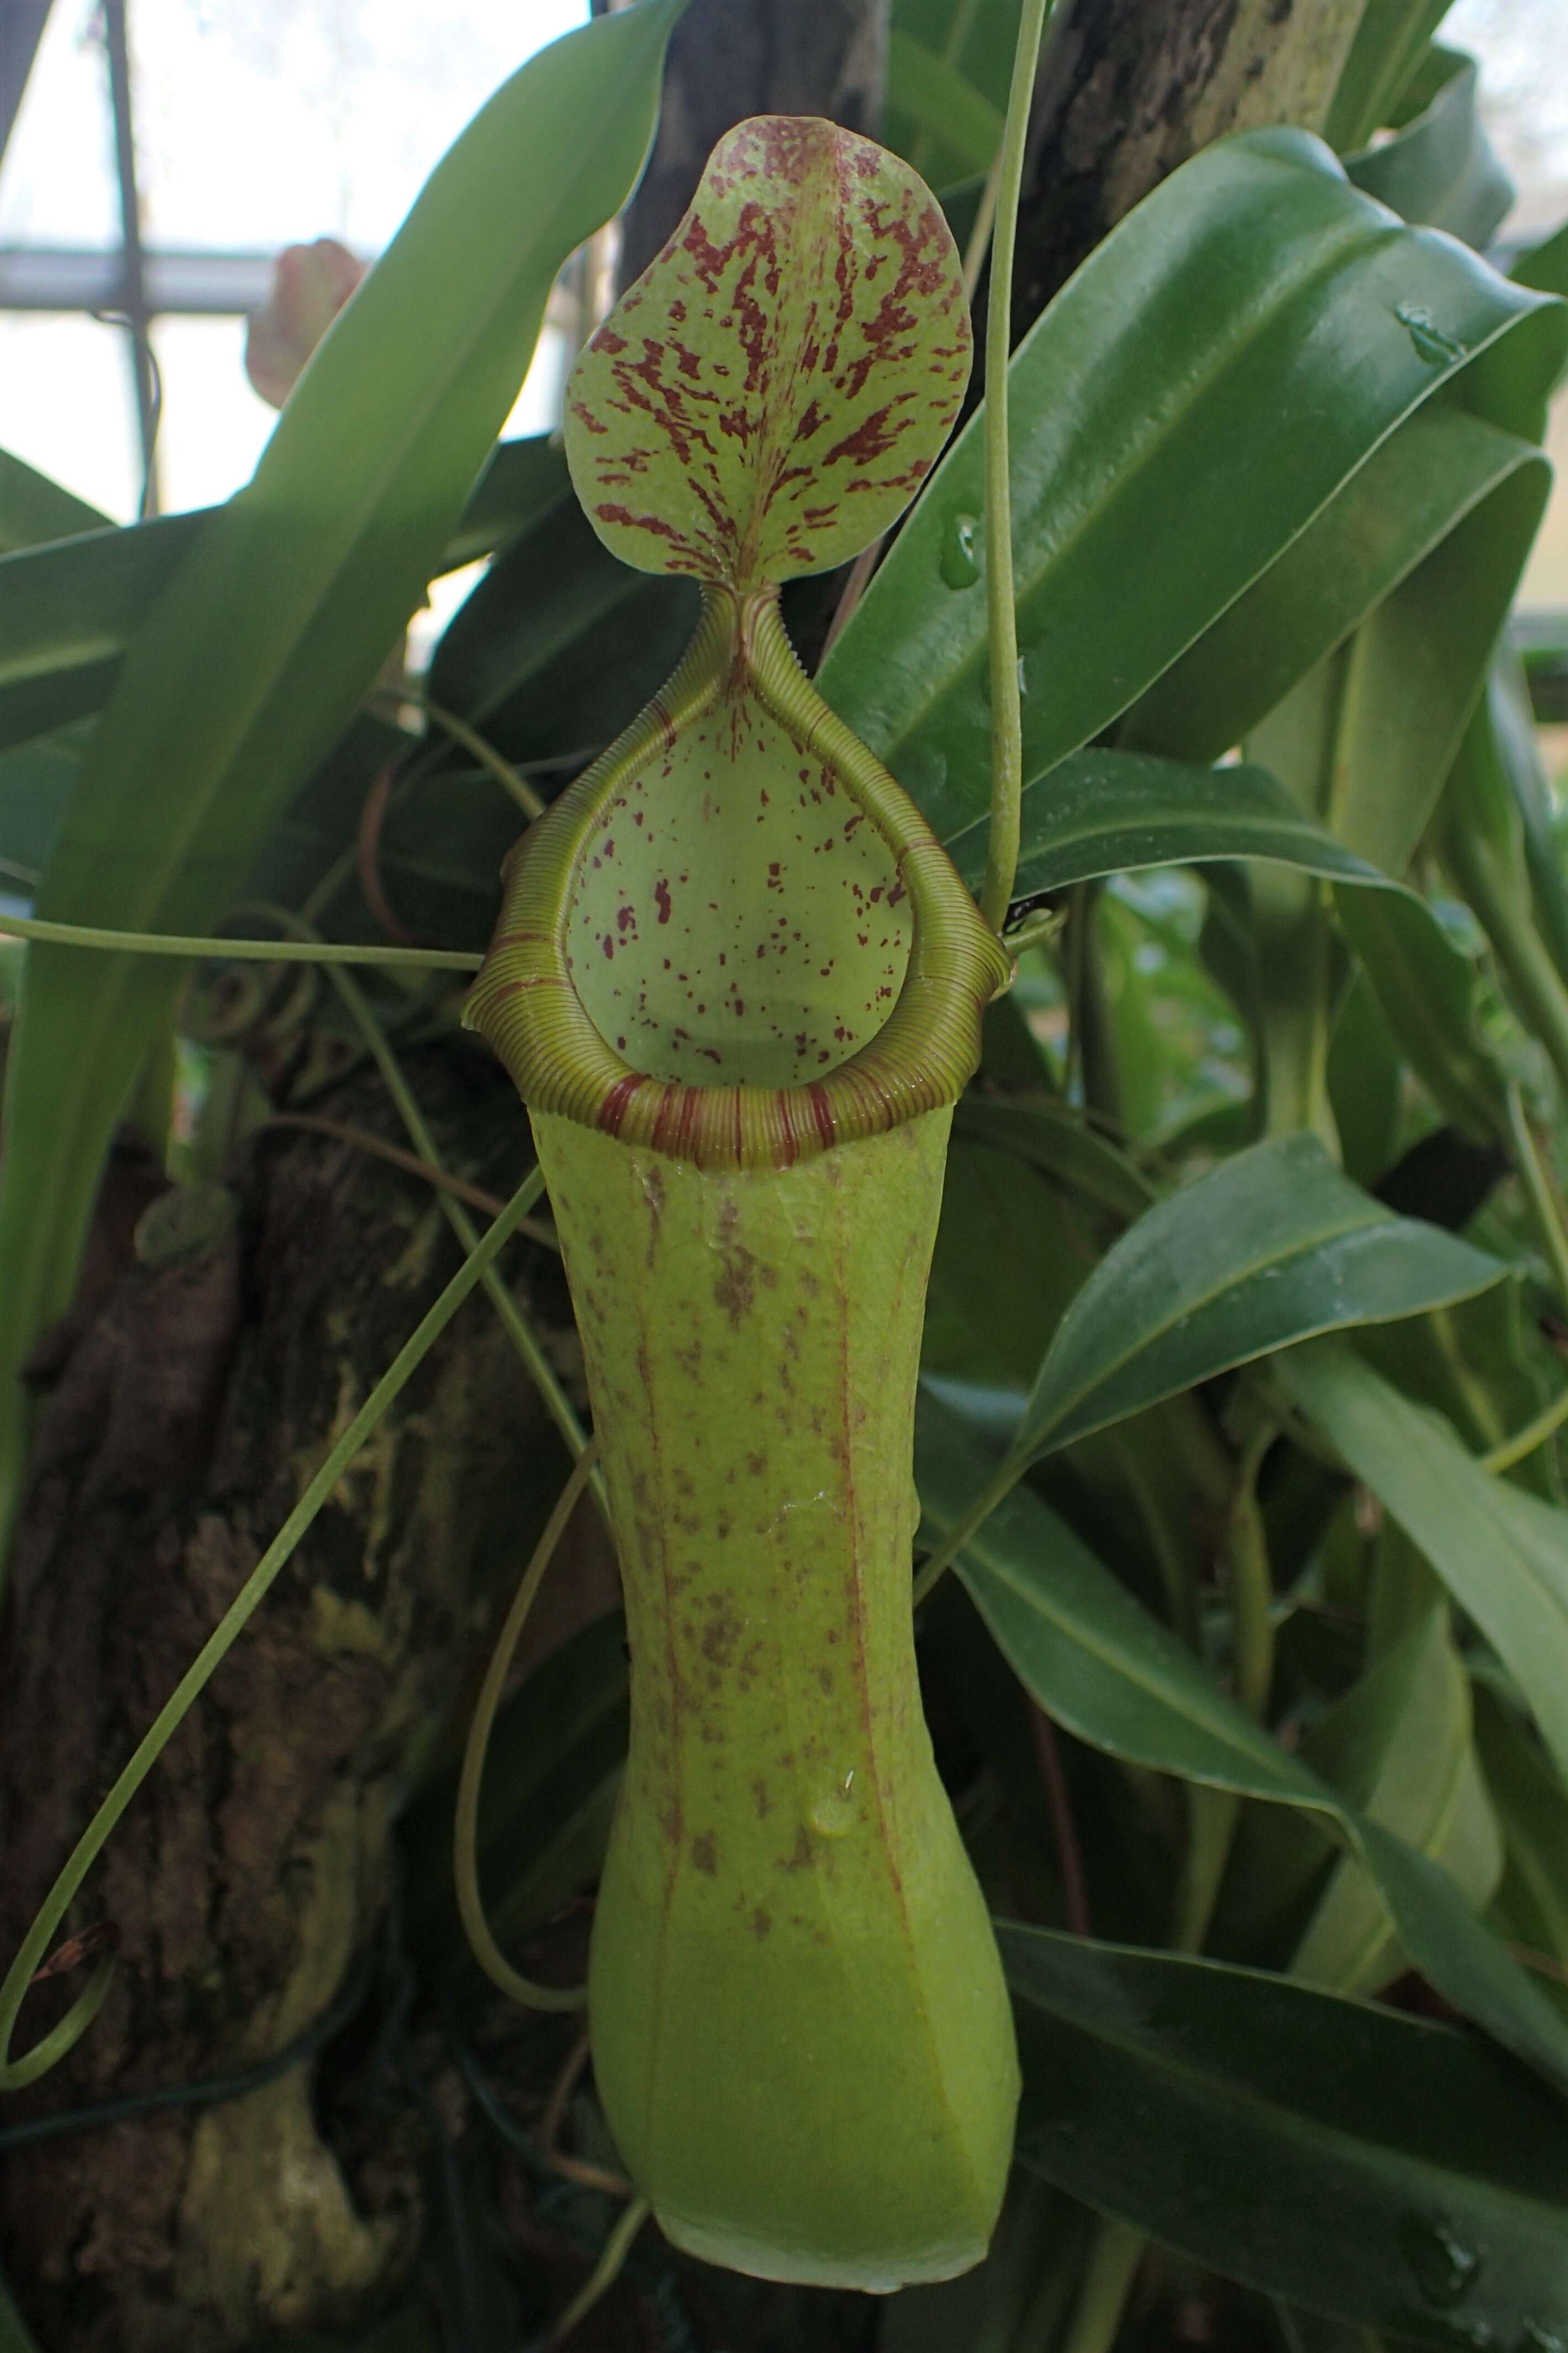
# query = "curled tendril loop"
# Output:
<box><xmin>176</xmin><ymin>900</ymin><xmax>323</xmax><ymax>1050</ymax></box>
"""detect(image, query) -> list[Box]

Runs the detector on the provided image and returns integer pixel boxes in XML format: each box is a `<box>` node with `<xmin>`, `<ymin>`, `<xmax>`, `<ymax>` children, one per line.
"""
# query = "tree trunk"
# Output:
<box><xmin>0</xmin><ymin>1054</ymin><xmax>615</xmax><ymax>2349</ymax></box>
<box><xmin>616</xmin><ymin>0</ymin><xmax>889</xmax><ymax>286</ymax></box>
<box><xmin>1009</xmin><ymin>0</ymin><xmax>1365</xmax><ymax>331</ymax></box>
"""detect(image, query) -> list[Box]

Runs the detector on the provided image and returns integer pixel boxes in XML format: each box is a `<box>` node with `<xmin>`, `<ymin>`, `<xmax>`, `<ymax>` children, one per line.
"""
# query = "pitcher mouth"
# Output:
<box><xmin>464</xmin><ymin>586</ymin><xmax>1010</xmax><ymax>1172</ymax></box>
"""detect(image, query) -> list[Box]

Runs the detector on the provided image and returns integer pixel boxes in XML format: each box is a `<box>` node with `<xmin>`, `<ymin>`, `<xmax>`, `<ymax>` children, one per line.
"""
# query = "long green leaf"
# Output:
<box><xmin>916</xmin><ymin>1393</ymin><xmax>1568</xmax><ymax>2095</ymax></box>
<box><xmin>0</xmin><ymin>448</ymin><xmax>108</xmax><ymax>556</ymax></box>
<box><xmin>1345</xmin><ymin>45</ymin><xmax>1512</xmax><ymax>247</ymax></box>
<box><xmin>1016</xmin><ymin>1134</ymin><xmax>1502</xmax><ymax>1460</ymax></box>
<box><xmin>1513</xmin><ymin>218</ymin><xmax>1568</xmax><ymax>305</ymax></box>
<box><xmin>0</xmin><ymin>724</ymin><xmax>90</xmax><ymax>883</ymax></box>
<box><xmin>1334</xmin><ymin>885</ymin><xmax>1508</xmax><ymax>1139</ymax></box>
<box><xmin>0</xmin><ymin>2272</ymin><xmax>41</xmax><ymax>2353</ymax></box>
<box><xmin>424</xmin><ymin>486</ymin><xmax>698</xmax><ymax>771</ymax></box>
<box><xmin>1485</xmin><ymin>653</ymin><xmax>1568</xmax><ymax>993</ymax></box>
<box><xmin>886</xmin><ymin>29</ymin><xmax>1003</xmax><ymax>177</ymax></box>
<box><xmin>0</xmin><ymin>1</ymin><xmax>684</xmax><ymax>1559</ymax></box>
<box><xmin>820</xmin><ymin>128</ymin><xmax>1565</xmax><ymax>846</ymax></box>
<box><xmin>1122</xmin><ymin>405</ymin><xmax>1547</xmax><ymax>842</ymax></box>
<box><xmin>0</xmin><ymin>513</ymin><xmax>202</xmax><ymax>756</ymax></box>
<box><xmin>1289</xmin><ymin>1608</ymin><xmax>1501</xmax><ymax>1996</ymax></box>
<box><xmin>1003</xmin><ymin>1923</ymin><xmax>1568</xmax><ymax>2345</ymax></box>
<box><xmin>1474</xmin><ymin>1684</ymin><xmax>1568</xmax><ymax>1999</ymax></box>
<box><xmin>0</xmin><ymin>436</ymin><xmax>568</xmax><ymax>758</ymax></box>
<box><xmin>1324</xmin><ymin>0</ymin><xmax>1457</xmax><ymax>153</ymax></box>
<box><xmin>941</xmin><ymin>747</ymin><xmax>1394</xmax><ymax>900</ymax></box>
<box><xmin>952</xmin><ymin>1098</ymin><xmax>1156</xmax><ymax>1225</ymax></box>
<box><xmin>1282</xmin><ymin>1340</ymin><xmax>1568</xmax><ymax>1786</ymax></box>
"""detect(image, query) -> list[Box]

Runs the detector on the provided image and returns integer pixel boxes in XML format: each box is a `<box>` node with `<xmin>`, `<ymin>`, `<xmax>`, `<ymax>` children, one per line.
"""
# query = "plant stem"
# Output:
<box><xmin>456</xmin><ymin>1444</ymin><xmax>599</xmax><ymax>2012</ymax></box>
<box><xmin>1507</xmin><ymin>1083</ymin><xmax>1568</xmax><ymax>1316</ymax></box>
<box><xmin>1031</xmin><ymin>1705</ymin><xmax>1091</xmax><ymax>1935</ymax></box>
<box><xmin>0</xmin><ymin>2271</ymin><xmax>43</xmax><ymax>2353</ymax></box>
<box><xmin>0</xmin><ymin>1170</ymin><xmax>543</xmax><ymax>2092</ymax></box>
<box><xmin>548</xmin><ymin>2195</ymin><xmax>650</xmax><ymax>2346</ymax></box>
<box><xmin>0</xmin><ymin>911</ymin><xmax>480</xmax><ymax>970</ymax></box>
<box><xmin>979</xmin><ymin>0</ymin><xmax>1055</xmax><ymax>935</ymax></box>
<box><xmin>260</xmin><ymin>1112</ymin><xmax>559</xmax><ymax>1246</ymax></box>
<box><xmin>1059</xmin><ymin>2216</ymin><xmax>1145</xmax><ymax>2353</ymax></box>
<box><xmin>1111</xmin><ymin>1432</ymin><xmax>1199</xmax><ymax>1650</ymax></box>
<box><xmin>1173</xmin><ymin>1785</ymin><xmax>1242</xmax><ymax>1957</ymax></box>
<box><xmin>913</xmin><ymin>1453</ymin><xmax>1021</xmax><ymax>1608</ymax></box>
<box><xmin>422</xmin><ymin>696</ymin><xmax>547</xmax><ymax>822</ymax></box>
<box><xmin>1227</xmin><ymin>1424</ymin><xmax>1276</xmax><ymax>1721</ymax></box>
<box><xmin>1482</xmin><ymin>1377</ymin><xmax>1568</xmax><ymax>1475</ymax></box>
<box><xmin>324</xmin><ymin>962</ymin><xmax>602</xmax><ymax>1501</ymax></box>
<box><xmin>1172</xmin><ymin>1427</ymin><xmax>1273</xmax><ymax>1957</ymax></box>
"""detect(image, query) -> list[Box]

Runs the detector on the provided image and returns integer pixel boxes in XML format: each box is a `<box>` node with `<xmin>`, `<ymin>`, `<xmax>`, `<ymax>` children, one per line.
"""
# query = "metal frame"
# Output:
<box><xmin>0</xmin><ymin>0</ymin><xmax>53</xmax><ymax>173</ymax></box>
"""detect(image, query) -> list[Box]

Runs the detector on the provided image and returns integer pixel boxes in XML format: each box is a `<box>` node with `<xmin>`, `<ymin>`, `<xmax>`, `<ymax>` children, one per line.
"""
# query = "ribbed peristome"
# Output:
<box><xmin>463</xmin><ymin>586</ymin><xmax>1010</xmax><ymax>1169</ymax></box>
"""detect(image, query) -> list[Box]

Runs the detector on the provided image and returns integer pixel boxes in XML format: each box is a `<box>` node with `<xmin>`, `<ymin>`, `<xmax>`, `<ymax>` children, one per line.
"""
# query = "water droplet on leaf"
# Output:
<box><xmin>940</xmin><ymin>513</ymin><xmax>980</xmax><ymax>589</ymax></box>
<box><xmin>810</xmin><ymin>1770</ymin><xmax>857</xmax><ymax>1838</ymax></box>
<box><xmin>1394</xmin><ymin>303</ymin><xmax>1465</xmax><ymax>365</ymax></box>
<box><xmin>1398</xmin><ymin>2211</ymin><xmax>1485</xmax><ymax>2307</ymax></box>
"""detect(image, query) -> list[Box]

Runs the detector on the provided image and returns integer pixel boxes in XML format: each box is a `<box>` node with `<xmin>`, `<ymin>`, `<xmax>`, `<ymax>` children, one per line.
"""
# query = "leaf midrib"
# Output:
<box><xmin>1025</xmin><ymin>1201</ymin><xmax>1385</xmax><ymax>1448</ymax></box>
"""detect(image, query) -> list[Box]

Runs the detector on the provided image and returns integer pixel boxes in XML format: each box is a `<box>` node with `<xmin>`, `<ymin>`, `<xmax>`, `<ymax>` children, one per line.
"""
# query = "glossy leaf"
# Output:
<box><xmin>1122</xmin><ymin>405</ymin><xmax>1548</xmax><ymax>861</ymax></box>
<box><xmin>438</xmin><ymin>431</ymin><xmax>573</xmax><ymax>571</ymax></box>
<box><xmin>1328</xmin><ymin>970</ymin><xmax>1403</xmax><ymax>1186</ymax></box>
<box><xmin>1282</xmin><ymin>1341</ymin><xmax>1568</xmax><ymax>1785</ymax></box>
<box><xmin>1346</xmin><ymin>46</ymin><xmax>1512</xmax><ymax>248</ymax></box>
<box><xmin>1473</xmin><ymin>1685</ymin><xmax>1568</xmax><ymax>2001</ymax></box>
<box><xmin>1358</xmin><ymin>1283</ymin><xmax>1566</xmax><ymax>1505</ymax></box>
<box><xmin>1485</xmin><ymin>652</ymin><xmax>1568</xmax><ymax>993</ymax></box>
<box><xmin>820</xmin><ymin>127</ymin><xmax>1565</xmax><ymax>847</ymax></box>
<box><xmin>952</xmin><ymin>1097</ymin><xmax>1156</xmax><ymax>1225</ymax></box>
<box><xmin>425</xmin><ymin>485</ymin><xmax>698</xmax><ymax>772</ymax></box>
<box><xmin>0</xmin><ymin>724</ymin><xmax>90</xmax><ymax>884</ymax></box>
<box><xmin>0</xmin><ymin>2273</ymin><xmax>40</xmax><ymax>2353</ymax></box>
<box><xmin>1004</xmin><ymin>1922</ymin><xmax>1568</xmax><ymax>2345</ymax></box>
<box><xmin>0</xmin><ymin>448</ymin><xmax>108</xmax><ymax>555</ymax></box>
<box><xmin>885</xmin><ymin>30</ymin><xmax>1002</xmax><ymax>178</ymax></box>
<box><xmin>916</xmin><ymin>1392</ymin><xmax>1568</xmax><ymax>2094</ymax></box>
<box><xmin>1327</xmin><ymin>481</ymin><xmax>1556</xmax><ymax>876</ymax></box>
<box><xmin>1016</xmin><ymin>1134</ymin><xmax>1503</xmax><ymax>1460</ymax></box>
<box><xmin>889</xmin><ymin>0</ymin><xmax>1026</xmax><ymax>125</ymax></box>
<box><xmin>0</xmin><ymin>0</ymin><xmax>685</xmax><ymax>1544</ymax></box>
<box><xmin>925</xmin><ymin>1139</ymin><xmax>1087</xmax><ymax>1393</ymax></box>
<box><xmin>1324</xmin><ymin>0</ymin><xmax>1457</xmax><ymax>153</ymax></box>
<box><xmin>0</xmin><ymin>435</ymin><xmax>567</xmax><ymax>758</ymax></box>
<box><xmin>0</xmin><ymin>512</ymin><xmax>202</xmax><ymax>756</ymax></box>
<box><xmin>1334</xmin><ymin>884</ymin><xmax>1509</xmax><ymax>1139</ymax></box>
<box><xmin>1289</xmin><ymin>1609</ymin><xmax>1502</xmax><ymax>1997</ymax></box>
<box><xmin>1512</xmin><ymin>218</ymin><xmax>1568</xmax><ymax>303</ymax></box>
<box><xmin>0</xmin><ymin>703</ymin><xmax>515</xmax><ymax>954</ymax></box>
<box><xmin>940</xmin><ymin>747</ymin><xmax>1394</xmax><ymax>901</ymax></box>
<box><xmin>564</xmin><ymin>114</ymin><xmax>971</xmax><ymax>589</ymax></box>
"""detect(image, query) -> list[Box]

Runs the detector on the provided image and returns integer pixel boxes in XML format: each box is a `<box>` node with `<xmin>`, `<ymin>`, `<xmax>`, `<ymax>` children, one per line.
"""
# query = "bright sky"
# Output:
<box><xmin>0</xmin><ymin>0</ymin><xmax>1562</xmax><ymax>592</ymax></box>
<box><xmin>0</xmin><ymin>0</ymin><xmax>589</xmax><ymax>522</ymax></box>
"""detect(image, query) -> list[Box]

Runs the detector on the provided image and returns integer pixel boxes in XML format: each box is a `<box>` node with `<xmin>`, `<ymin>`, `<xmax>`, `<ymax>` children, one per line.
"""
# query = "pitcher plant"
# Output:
<box><xmin>465</xmin><ymin>114</ymin><xmax>1019</xmax><ymax>2290</ymax></box>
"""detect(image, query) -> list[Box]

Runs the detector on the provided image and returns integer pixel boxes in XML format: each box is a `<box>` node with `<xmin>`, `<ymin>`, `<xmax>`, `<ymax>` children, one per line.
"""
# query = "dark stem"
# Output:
<box><xmin>1030</xmin><ymin>1705</ymin><xmax>1091</xmax><ymax>1936</ymax></box>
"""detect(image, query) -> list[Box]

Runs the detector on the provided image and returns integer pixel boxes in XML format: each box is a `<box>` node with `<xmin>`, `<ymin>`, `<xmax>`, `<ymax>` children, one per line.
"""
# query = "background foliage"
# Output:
<box><xmin>2</xmin><ymin>0</ymin><xmax>1568</xmax><ymax>2347</ymax></box>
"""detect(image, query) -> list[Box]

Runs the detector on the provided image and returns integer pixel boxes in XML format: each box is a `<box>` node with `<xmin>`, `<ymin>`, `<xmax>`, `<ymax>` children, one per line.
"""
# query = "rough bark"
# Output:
<box><xmin>0</xmin><ymin>1053</ymin><xmax>615</xmax><ymax>2350</ymax></box>
<box><xmin>616</xmin><ymin>0</ymin><xmax>889</xmax><ymax>287</ymax></box>
<box><xmin>1009</xmin><ymin>0</ymin><xmax>1366</xmax><ymax>331</ymax></box>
